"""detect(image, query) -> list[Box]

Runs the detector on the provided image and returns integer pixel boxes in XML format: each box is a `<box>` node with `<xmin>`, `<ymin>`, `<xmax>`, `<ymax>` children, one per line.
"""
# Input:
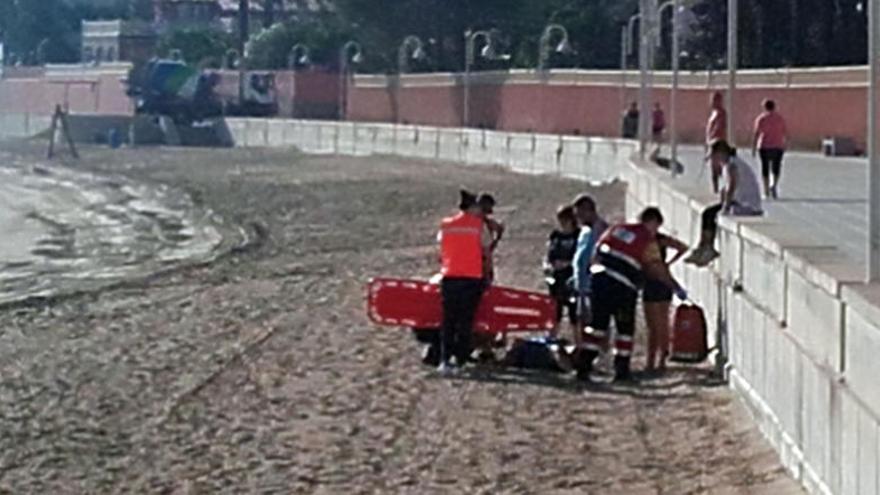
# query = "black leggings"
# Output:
<box><xmin>759</xmin><ymin>148</ymin><xmax>785</xmax><ymax>179</ymax></box>
<box><xmin>440</xmin><ymin>277</ymin><xmax>485</xmax><ymax>364</ymax></box>
<box><xmin>701</xmin><ymin>203</ymin><xmax>723</xmax><ymax>236</ymax></box>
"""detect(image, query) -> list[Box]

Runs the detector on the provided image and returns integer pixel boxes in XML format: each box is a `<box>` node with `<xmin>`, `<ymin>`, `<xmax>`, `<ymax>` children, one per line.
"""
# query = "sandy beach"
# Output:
<box><xmin>0</xmin><ymin>143</ymin><xmax>801</xmax><ymax>494</ymax></box>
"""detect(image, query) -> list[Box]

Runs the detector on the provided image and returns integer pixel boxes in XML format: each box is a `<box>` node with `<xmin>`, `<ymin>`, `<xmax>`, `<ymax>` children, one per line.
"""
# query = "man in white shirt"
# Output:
<box><xmin>686</xmin><ymin>140</ymin><xmax>763</xmax><ymax>267</ymax></box>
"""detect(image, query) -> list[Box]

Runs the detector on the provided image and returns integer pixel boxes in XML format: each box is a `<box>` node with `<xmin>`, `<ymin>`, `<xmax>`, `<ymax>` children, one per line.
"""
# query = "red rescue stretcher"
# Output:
<box><xmin>367</xmin><ymin>277</ymin><xmax>557</xmax><ymax>334</ymax></box>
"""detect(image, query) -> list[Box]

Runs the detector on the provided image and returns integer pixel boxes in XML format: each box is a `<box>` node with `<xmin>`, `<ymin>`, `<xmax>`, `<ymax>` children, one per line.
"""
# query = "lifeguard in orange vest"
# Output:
<box><xmin>437</xmin><ymin>189</ymin><xmax>489</xmax><ymax>374</ymax></box>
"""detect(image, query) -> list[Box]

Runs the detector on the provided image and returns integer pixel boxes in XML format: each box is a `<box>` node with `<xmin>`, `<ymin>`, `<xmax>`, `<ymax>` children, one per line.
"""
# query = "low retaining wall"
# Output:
<box><xmin>623</xmin><ymin>159</ymin><xmax>880</xmax><ymax>495</ymax></box>
<box><xmin>224</xmin><ymin>118</ymin><xmax>637</xmax><ymax>184</ymax></box>
<box><xmin>0</xmin><ymin>113</ymin><xmax>52</xmax><ymax>140</ymax></box>
<box><xmin>0</xmin><ymin>112</ymin><xmax>137</xmax><ymax>144</ymax></box>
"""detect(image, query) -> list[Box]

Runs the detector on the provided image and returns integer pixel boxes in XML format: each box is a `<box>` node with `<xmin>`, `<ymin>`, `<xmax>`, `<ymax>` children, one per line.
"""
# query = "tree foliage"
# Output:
<box><xmin>680</xmin><ymin>0</ymin><xmax>868</xmax><ymax>70</ymax></box>
<box><xmin>244</xmin><ymin>13</ymin><xmax>352</xmax><ymax>70</ymax></box>
<box><xmin>158</xmin><ymin>28</ymin><xmax>236</xmax><ymax>68</ymax></box>
<box><xmin>0</xmin><ymin>0</ymin><xmax>872</xmax><ymax>70</ymax></box>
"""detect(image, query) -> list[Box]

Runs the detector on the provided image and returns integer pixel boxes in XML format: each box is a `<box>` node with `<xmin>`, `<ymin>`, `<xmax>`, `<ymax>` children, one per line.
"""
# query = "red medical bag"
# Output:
<box><xmin>670</xmin><ymin>303</ymin><xmax>709</xmax><ymax>363</ymax></box>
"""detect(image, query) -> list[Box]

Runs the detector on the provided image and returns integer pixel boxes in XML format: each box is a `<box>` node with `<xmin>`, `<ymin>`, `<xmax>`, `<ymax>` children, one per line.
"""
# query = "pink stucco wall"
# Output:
<box><xmin>348</xmin><ymin>80</ymin><xmax>869</xmax><ymax>150</ymax></box>
<box><xmin>0</xmin><ymin>72</ymin><xmax>132</xmax><ymax>115</ymax></box>
<box><xmin>1</xmin><ymin>66</ymin><xmax>870</xmax><ymax>150</ymax></box>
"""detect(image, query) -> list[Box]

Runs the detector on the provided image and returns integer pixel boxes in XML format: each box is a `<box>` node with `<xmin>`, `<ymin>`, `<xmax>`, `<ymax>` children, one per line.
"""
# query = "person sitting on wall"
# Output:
<box><xmin>686</xmin><ymin>140</ymin><xmax>764</xmax><ymax>267</ymax></box>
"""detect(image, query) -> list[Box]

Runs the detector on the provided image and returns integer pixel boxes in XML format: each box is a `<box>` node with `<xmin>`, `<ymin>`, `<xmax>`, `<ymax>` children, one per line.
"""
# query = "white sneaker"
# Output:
<box><xmin>437</xmin><ymin>361</ymin><xmax>456</xmax><ymax>376</ymax></box>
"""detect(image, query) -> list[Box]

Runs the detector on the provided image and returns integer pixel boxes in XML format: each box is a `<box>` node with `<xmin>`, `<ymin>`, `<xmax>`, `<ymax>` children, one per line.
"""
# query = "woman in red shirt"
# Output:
<box><xmin>752</xmin><ymin>99</ymin><xmax>788</xmax><ymax>199</ymax></box>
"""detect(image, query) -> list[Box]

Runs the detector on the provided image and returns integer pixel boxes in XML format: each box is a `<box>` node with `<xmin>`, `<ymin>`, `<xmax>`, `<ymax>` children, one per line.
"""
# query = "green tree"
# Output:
<box><xmin>4</xmin><ymin>0</ymin><xmax>82</xmax><ymax>64</ymax></box>
<box><xmin>158</xmin><ymin>28</ymin><xmax>236</xmax><ymax>68</ymax></box>
<box><xmin>244</xmin><ymin>14</ymin><xmax>352</xmax><ymax>70</ymax></box>
<box><xmin>128</xmin><ymin>0</ymin><xmax>155</xmax><ymax>20</ymax></box>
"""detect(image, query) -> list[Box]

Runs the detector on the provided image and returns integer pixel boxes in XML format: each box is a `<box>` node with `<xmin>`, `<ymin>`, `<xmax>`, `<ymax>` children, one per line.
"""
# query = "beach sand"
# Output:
<box><xmin>0</xmin><ymin>144</ymin><xmax>801</xmax><ymax>494</ymax></box>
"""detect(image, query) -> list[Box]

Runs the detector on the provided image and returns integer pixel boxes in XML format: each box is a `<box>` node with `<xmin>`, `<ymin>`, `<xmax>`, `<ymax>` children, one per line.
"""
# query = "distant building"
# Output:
<box><xmin>81</xmin><ymin>20</ymin><xmax>158</xmax><ymax>64</ymax></box>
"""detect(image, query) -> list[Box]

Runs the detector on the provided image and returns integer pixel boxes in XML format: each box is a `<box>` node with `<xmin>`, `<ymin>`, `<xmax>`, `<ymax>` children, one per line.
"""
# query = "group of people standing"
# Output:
<box><xmin>624</xmin><ymin>91</ymin><xmax>788</xmax><ymax>201</ymax></box>
<box><xmin>437</xmin><ymin>188</ymin><xmax>690</xmax><ymax>382</ymax></box>
<box><xmin>436</xmin><ymin>92</ymin><xmax>787</xmax><ymax>380</ymax></box>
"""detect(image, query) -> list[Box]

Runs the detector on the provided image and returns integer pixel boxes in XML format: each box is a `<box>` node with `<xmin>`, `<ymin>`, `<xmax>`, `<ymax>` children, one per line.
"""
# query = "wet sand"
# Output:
<box><xmin>0</xmin><ymin>144</ymin><xmax>801</xmax><ymax>494</ymax></box>
<box><xmin>0</xmin><ymin>148</ymin><xmax>225</xmax><ymax>305</ymax></box>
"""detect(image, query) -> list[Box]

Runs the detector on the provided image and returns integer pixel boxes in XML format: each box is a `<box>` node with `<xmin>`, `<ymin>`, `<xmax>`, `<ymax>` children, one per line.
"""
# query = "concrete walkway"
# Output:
<box><xmin>671</xmin><ymin>145</ymin><xmax>868</xmax><ymax>266</ymax></box>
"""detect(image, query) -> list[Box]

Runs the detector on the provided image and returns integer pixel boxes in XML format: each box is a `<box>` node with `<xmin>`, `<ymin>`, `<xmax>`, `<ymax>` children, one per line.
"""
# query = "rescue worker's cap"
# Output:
<box><xmin>459</xmin><ymin>189</ymin><xmax>478</xmax><ymax>210</ymax></box>
<box><xmin>477</xmin><ymin>193</ymin><xmax>496</xmax><ymax>214</ymax></box>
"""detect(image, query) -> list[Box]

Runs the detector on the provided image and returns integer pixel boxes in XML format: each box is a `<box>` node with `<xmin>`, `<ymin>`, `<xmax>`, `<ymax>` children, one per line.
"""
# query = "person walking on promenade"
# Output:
<box><xmin>575</xmin><ymin>207</ymin><xmax>688</xmax><ymax>382</ymax></box>
<box><xmin>436</xmin><ymin>190</ymin><xmax>489</xmax><ymax>374</ymax></box>
<box><xmin>686</xmin><ymin>140</ymin><xmax>763</xmax><ymax>267</ymax></box>
<box><xmin>642</xmin><ymin>219</ymin><xmax>688</xmax><ymax>373</ymax></box>
<box><xmin>652</xmin><ymin>103</ymin><xmax>666</xmax><ymax>145</ymax></box>
<box><xmin>621</xmin><ymin>102</ymin><xmax>640</xmax><ymax>139</ymax></box>
<box><xmin>752</xmin><ymin>99</ymin><xmax>788</xmax><ymax>199</ymax></box>
<box><xmin>706</xmin><ymin>92</ymin><xmax>728</xmax><ymax>193</ymax></box>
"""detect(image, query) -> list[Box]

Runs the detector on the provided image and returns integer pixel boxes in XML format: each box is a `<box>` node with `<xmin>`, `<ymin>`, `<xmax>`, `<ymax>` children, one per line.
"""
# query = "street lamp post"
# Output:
<box><xmin>397</xmin><ymin>36</ymin><xmax>426</xmax><ymax>124</ymax></box>
<box><xmin>869</xmin><ymin>0</ymin><xmax>880</xmax><ymax>281</ymax></box>
<box><xmin>538</xmin><ymin>24</ymin><xmax>572</xmax><ymax>72</ymax></box>
<box><xmin>727</xmin><ymin>0</ymin><xmax>737</xmax><ymax>145</ymax></box>
<box><xmin>658</xmin><ymin>0</ymin><xmax>681</xmax><ymax>172</ymax></box>
<box><xmin>623</xmin><ymin>14</ymin><xmax>642</xmax><ymax>134</ymax></box>
<box><xmin>289</xmin><ymin>43</ymin><xmax>310</xmax><ymax>70</ymax></box>
<box><xmin>464</xmin><ymin>30</ymin><xmax>506</xmax><ymax>128</ymax></box>
<box><xmin>620</xmin><ymin>25</ymin><xmax>628</xmax><ymax>115</ymax></box>
<box><xmin>338</xmin><ymin>41</ymin><xmax>363</xmax><ymax>121</ymax></box>
<box><xmin>638</xmin><ymin>0</ymin><xmax>658</xmax><ymax>156</ymax></box>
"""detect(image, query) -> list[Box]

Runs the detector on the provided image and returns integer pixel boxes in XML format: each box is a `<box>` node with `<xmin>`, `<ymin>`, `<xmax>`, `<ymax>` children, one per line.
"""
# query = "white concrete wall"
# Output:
<box><xmin>224</xmin><ymin>118</ymin><xmax>636</xmax><ymax>185</ymax></box>
<box><xmin>0</xmin><ymin>113</ymin><xmax>52</xmax><ymax>140</ymax></box>
<box><xmin>623</xmin><ymin>157</ymin><xmax>880</xmax><ymax>495</ymax></box>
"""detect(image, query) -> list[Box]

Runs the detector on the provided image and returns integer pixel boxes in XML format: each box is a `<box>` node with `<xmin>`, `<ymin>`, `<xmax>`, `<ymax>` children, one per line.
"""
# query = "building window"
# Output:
<box><xmin>107</xmin><ymin>47</ymin><xmax>115</xmax><ymax>61</ymax></box>
<box><xmin>95</xmin><ymin>46</ymin><xmax>104</xmax><ymax>62</ymax></box>
<box><xmin>83</xmin><ymin>47</ymin><xmax>94</xmax><ymax>62</ymax></box>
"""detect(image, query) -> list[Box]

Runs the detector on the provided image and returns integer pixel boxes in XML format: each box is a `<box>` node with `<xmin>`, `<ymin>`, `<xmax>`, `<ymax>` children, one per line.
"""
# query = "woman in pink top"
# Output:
<box><xmin>752</xmin><ymin>99</ymin><xmax>787</xmax><ymax>199</ymax></box>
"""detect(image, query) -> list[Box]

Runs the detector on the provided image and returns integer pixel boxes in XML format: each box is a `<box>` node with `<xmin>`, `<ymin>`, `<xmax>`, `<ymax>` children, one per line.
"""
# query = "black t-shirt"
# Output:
<box><xmin>547</xmin><ymin>229</ymin><xmax>579</xmax><ymax>272</ymax></box>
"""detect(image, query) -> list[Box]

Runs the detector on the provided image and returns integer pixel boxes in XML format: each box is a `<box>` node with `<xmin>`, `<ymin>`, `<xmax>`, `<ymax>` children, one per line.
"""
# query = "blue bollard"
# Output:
<box><xmin>108</xmin><ymin>128</ymin><xmax>122</xmax><ymax>149</ymax></box>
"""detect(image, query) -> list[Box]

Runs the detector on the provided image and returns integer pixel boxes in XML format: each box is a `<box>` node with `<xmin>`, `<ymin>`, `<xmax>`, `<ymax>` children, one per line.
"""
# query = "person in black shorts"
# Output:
<box><xmin>752</xmin><ymin>99</ymin><xmax>788</xmax><ymax>199</ymax></box>
<box><xmin>544</xmin><ymin>205</ymin><xmax>580</xmax><ymax>339</ymax></box>
<box><xmin>642</xmin><ymin>223</ymin><xmax>688</xmax><ymax>373</ymax></box>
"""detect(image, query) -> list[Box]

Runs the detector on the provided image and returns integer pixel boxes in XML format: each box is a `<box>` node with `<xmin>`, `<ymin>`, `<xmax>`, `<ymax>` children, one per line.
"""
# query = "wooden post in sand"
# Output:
<box><xmin>47</xmin><ymin>105</ymin><xmax>79</xmax><ymax>160</ymax></box>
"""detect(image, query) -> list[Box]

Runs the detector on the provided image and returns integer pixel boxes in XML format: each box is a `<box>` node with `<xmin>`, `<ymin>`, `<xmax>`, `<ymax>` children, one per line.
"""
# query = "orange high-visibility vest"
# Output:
<box><xmin>439</xmin><ymin>212</ymin><xmax>484</xmax><ymax>279</ymax></box>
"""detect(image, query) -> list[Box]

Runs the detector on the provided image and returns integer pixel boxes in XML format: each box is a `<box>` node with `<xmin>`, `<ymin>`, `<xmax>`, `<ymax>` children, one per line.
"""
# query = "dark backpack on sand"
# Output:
<box><xmin>503</xmin><ymin>337</ymin><xmax>570</xmax><ymax>372</ymax></box>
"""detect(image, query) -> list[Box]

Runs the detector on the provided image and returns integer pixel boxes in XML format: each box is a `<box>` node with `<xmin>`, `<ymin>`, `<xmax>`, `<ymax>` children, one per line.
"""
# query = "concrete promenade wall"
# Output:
<box><xmin>223</xmin><ymin>117</ymin><xmax>636</xmax><ymax>184</ymax></box>
<box><xmin>349</xmin><ymin>67</ymin><xmax>869</xmax><ymax>150</ymax></box>
<box><xmin>0</xmin><ymin>113</ymin><xmax>52</xmax><ymax>140</ymax></box>
<box><xmin>623</xmin><ymin>158</ymin><xmax>880</xmax><ymax>495</ymax></box>
<box><xmin>225</xmin><ymin>117</ymin><xmax>880</xmax><ymax>495</ymax></box>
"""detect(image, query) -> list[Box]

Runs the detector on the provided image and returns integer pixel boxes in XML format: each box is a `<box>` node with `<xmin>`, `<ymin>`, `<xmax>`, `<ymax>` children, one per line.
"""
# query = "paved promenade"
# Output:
<box><xmin>674</xmin><ymin>146</ymin><xmax>867</xmax><ymax>266</ymax></box>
